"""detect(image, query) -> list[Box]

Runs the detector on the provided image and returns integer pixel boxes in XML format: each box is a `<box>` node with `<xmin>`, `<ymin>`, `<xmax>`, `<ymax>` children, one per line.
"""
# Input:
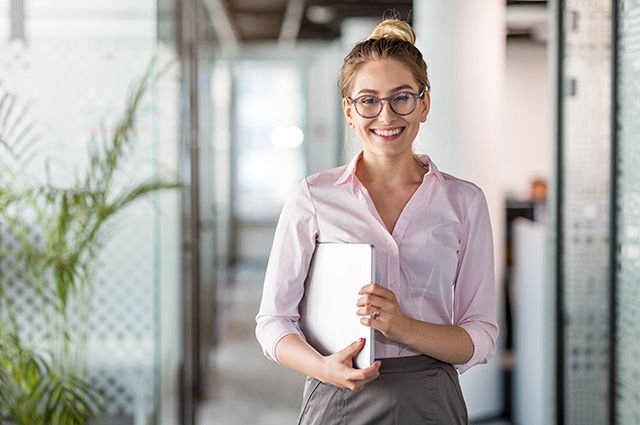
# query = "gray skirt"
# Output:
<box><xmin>298</xmin><ymin>355</ymin><xmax>468</xmax><ymax>425</ymax></box>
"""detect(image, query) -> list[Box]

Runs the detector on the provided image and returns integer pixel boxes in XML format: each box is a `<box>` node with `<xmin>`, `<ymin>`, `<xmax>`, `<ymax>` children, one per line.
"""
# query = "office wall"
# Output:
<box><xmin>414</xmin><ymin>1</ymin><xmax>505</xmax><ymax>419</ymax></box>
<box><xmin>306</xmin><ymin>41</ymin><xmax>343</xmax><ymax>174</ymax></box>
<box><xmin>505</xmin><ymin>39</ymin><xmax>552</xmax><ymax>197</ymax></box>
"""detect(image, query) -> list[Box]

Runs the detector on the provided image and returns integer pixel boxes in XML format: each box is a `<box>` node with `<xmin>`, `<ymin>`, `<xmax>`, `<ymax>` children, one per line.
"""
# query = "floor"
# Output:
<box><xmin>196</xmin><ymin>266</ymin><xmax>511</xmax><ymax>425</ymax></box>
<box><xmin>197</xmin><ymin>266</ymin><xmax>303</xmax><ymax>425</ymax></box>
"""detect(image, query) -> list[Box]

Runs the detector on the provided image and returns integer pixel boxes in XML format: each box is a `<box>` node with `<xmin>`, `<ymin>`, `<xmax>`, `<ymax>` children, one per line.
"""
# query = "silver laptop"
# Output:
<box><xmin>299</xmin><ymin>242</ymin><xmax>375</xmax><ymax>369</ymax></box>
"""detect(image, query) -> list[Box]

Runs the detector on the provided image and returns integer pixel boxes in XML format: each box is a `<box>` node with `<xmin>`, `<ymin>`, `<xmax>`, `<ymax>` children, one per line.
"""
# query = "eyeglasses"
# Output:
<box><xmin>346</xmin><ymin>90</ymin><xmax>425</xmax><ymax>119</ymax></box>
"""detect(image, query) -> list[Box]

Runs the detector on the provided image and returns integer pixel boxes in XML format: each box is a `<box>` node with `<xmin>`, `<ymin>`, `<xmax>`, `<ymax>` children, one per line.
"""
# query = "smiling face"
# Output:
<box><xmin>342</xmin><ymin>59</ymin><xmax>430</xmax><ymax>160</ymax></box>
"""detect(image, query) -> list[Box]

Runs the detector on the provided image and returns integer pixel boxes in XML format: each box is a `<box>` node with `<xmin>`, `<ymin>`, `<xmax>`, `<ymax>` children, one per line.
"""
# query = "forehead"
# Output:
<box><xmin>352</xmin><ymin>60</ymin><xmax>417</xmax><ymax>95</ymax></box>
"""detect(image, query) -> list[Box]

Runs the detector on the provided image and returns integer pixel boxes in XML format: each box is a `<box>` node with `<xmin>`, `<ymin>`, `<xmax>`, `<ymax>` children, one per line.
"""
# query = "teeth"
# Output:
<box><xmin>374</xmin><ymin>128</ymin><xmax>402</xmax><ymax>137</ymax></box>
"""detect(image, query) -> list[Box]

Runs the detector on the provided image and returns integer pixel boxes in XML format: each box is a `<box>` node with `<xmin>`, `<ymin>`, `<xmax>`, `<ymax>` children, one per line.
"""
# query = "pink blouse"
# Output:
<box><xmin>255</xmin><ymin>151</ymin><xmax>499</xmax><ymax>373</ymax></box>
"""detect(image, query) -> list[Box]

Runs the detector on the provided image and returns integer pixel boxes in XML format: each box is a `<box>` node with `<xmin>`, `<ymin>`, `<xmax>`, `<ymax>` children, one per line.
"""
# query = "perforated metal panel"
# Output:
<box><xmin>562</xmin><ymin>0</ymin><xmax>612</xmax><ymax>424</ymax></box>
<box><xmin>616</xmin><ymin>1</ymin><xmax>640</xmax><ymax>423</ymax></box>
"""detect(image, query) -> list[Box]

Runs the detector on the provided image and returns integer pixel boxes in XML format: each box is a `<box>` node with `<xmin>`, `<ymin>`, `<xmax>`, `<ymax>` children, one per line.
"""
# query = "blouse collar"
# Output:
<box><xmin>334</xmin><ymin>150</ymin><xmax>447</xmax><ymax>192</ymax></box>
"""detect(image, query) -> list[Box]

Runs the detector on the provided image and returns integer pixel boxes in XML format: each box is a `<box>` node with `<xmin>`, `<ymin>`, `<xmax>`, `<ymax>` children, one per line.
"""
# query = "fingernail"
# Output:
<box><xmin>359</xmin><ymin>337</ymin><xmax>366</xmax><ymax>343</ymax></box>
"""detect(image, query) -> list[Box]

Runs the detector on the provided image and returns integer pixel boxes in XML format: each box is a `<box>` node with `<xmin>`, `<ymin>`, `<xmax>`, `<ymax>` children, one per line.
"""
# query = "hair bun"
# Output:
<box><xmin>368</xmin><ymin>19</ymin><xmax>416</xmax><ymax>45</ymax></box>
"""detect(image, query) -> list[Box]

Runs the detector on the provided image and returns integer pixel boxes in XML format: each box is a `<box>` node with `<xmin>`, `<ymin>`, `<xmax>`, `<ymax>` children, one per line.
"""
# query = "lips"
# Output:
<box><xmin>371</xmin><ymin>127</ymin><xmax>405</xmax><ymax>138</ymax></box>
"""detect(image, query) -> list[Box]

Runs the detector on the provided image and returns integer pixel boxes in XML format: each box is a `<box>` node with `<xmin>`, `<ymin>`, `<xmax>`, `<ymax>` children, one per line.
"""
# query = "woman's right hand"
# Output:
<box><xmin>319</xmin><ymin>338</ymin><xmax>381</xmax><ymax>391</ymax></box>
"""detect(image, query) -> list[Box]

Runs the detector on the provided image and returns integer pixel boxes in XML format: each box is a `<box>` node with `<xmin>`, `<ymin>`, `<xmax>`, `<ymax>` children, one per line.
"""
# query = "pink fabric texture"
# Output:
<box><xmin>255</xmin><ymin>151</ymin><xmax>499</xmax><ymax>374</ymax></box>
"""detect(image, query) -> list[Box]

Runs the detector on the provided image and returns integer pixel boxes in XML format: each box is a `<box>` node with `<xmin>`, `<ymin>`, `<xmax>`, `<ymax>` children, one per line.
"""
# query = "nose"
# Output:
<box><xmin>377</xmin><ymin>100</ymin><xmax>397</xmax><ymax>124</ymax></box>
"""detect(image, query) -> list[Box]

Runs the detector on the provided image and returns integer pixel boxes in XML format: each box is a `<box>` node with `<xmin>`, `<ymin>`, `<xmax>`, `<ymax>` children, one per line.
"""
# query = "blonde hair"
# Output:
<box><xmin>369</xmin><ymin>19</ymin><xmax>416</xmax><ymax>44</ymax></box>
<box><xmin>338</xmin><ymin>19</ymin><xmax>431</xmax><ymax>98</ymax></box>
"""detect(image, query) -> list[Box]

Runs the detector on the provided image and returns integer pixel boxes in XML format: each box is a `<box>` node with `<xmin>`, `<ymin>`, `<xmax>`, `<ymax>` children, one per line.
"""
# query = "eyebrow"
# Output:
<box><xmin>355</xmin><ymin>85</ymin><xmax>416</xmax><ymax>96</ymax></box>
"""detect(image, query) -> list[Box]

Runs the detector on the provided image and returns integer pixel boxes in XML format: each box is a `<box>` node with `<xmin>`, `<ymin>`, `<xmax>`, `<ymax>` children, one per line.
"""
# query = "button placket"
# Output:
<box><xmin>387</xmin><ymin>242</ymin><xmax>399</xmax><ymax>291</ymax></box>
<box><xmin>355</xmin><ymin>185</ymin><xmax>397</xmax><ymax>246</ymax></box>
<box><xmin>385</xmin><ymin>241</ymin><xmax>402</xmax><ymax>357</ymax></box>
<box><xmin>391</xmin><ymin>178</ymin><xmax>428</xmax><ymax>241</ymax></box>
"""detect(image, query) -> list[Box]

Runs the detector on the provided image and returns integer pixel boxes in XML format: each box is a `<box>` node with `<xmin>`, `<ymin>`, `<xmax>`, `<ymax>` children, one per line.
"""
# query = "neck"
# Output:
<box><xmin>356</xmin><ymin>149</ymin><xmax>427</xmax><ymax>187</ymax></box>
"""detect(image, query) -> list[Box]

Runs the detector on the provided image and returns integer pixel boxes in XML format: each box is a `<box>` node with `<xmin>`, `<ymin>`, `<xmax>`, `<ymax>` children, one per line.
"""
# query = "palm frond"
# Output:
<box><xmin>0</xmin><ymin>91</ymin><xmax>39</xmax><ymax>167</ymax></box>
<box><xmin>0</xmin><ymin>91</ymin><xmax>16</xmax><ymax>133</ymax></box>
<box><xmin>110</xmin><ymin>178</ymin><xmax>182</xmax><ymax>213</ymax></box>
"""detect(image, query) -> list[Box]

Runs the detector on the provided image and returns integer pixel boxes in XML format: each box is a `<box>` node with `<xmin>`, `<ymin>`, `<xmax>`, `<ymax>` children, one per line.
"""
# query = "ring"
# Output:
<box><xmin>372</xmin><ymin>309</ymin><xmax>380</xmax><ymax>320</ymax></box>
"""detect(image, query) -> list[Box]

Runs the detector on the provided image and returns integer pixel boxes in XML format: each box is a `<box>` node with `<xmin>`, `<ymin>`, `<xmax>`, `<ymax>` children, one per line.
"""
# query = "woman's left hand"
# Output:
<box><xmin>356</xmin><ymin>283</ymin><xmax>413</xmax><ymax>344</ymax></box>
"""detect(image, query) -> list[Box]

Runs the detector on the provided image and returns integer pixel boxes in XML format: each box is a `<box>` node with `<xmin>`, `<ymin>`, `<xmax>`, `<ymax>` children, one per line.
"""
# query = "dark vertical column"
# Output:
<box><xmin>229</xmin><ymin>64</ymin><xmax>238</xmax><ymax>268</ymax></box>
<box><xmin>195</xmin><ymin>14</ymin><xmax>216</xmax><ymax>399</ymax></box>
<box><xmin>555</xmin><ymin>0</ymin><xmax>565</xmax><ymax>424</ymax></box>
<box><xmin>188</xmin><ymin>2</ymin><xmax>201</xmax><ymax>407</ymax></box>
<box><xmin>10</xmin><ymin>0</ymin><xmax>25</xmax><ymax>41</ymax></box>
<box><xmin>608</xmin><ymin>0</ymin><xmax>619</xmax><ymax>423</ymax></box>
<box><xmin>177</xmin><ymin>0</ymin><xmax>200</xmax><ymax>422</ymax></box>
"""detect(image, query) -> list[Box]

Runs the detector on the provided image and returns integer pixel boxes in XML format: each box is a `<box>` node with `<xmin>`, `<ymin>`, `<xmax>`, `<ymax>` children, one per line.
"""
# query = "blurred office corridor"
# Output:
<box><xmin>1</xmin><ymin>0</ymin><xmax>639</xmax><ymax>425</ymax></box>
<box><xmin>197</xmin><ymin>267</ymin><xmax>303</xmax><ymax>425</ymax></box>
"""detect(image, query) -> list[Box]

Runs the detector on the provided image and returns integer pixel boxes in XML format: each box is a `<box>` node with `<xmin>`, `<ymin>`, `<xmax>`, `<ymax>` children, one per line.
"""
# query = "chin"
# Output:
<box><xmin>363</xmin><ymin>140</ymin><xmax>413</xmax><ymax>157</ymax></box>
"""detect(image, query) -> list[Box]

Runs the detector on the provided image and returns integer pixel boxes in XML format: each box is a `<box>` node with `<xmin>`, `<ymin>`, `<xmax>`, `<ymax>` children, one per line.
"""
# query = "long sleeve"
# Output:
<box><xmin>452</xmin><ymin>190</ymin><xmax>499</xmax><ymax>374</ymax></box>
<box><xmin>255</xmin><ymin>178</ymin><xmax>319</xmax><ymax>363</ymax></box>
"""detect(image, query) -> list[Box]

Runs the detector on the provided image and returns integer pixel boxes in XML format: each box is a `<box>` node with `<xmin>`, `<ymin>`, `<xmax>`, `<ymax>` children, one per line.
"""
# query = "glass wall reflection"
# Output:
<box><xmin>0</xmin><ymin>1</ymin><xmax>182</xmax><ymax>423</ymax></box>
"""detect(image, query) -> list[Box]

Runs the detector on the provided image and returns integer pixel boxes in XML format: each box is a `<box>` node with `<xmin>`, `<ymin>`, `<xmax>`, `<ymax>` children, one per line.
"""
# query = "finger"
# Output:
<box><xmin>361</xmin><ymin>368</ymin><xmax>381</xmax><ymax>385</ymax></box>
<box><xmin>356</xmin><ymin>294</ymin><xmax>380</xmax><ymax>307</ymax></box>
<box><xmin>359</xmin><ymin>283</ymin><xmax>392</xmax><ymax>296</ymax></box>
<box><xmin>347</xmin><ymin>367</ymin><xmax>378</xmax><ymax>383</ymax></box>
<box><xmin>366</xmin><ymin>361</ymin><xmax>382</xmax><ymax>377</ymax></box>
<box><xmin>356</xmin><ymin>307</ymin><xmax>375</xmax><ymax>317</ymax></box>
<box><xmin>357</xmin><ymin>294</ymin><xmax>390</xmax><ymax>308</ymax></box>
<box><xmin>360</xmin><ymin>316</ymin><xmax>379</xmax><ymax>328</ymax></box>
<box><xmin>347</xmin><ymin>361</ymin><xmax>381</xmax><ymax>382</ymax></box>
<box><xmin>356</xmin><ymin>305</ymin><xmax>381</xmax><ymax>317</ymax></box>
<box><xmin>359</xmin><ymin>283</ymin><xmax>382</xmax><ymax>294</ymax></box>
<box><xmin>337</xmin><ymin>337</ymin><xmax>366</xmax><ymax>360</ymax></box>
<box><xmin>365</xmin><ymin>360</ymin><xmax>382</xmax><ymax>373</ymax></box>
<box><xmin>346</xmin><ymin>364</ymin><xmax>381</xmax><ymax>391</ymax></box>
<box><xmin>369</xmin><ymin>305</ymin><xmax>381</xmax><ymax>318</ymax></box>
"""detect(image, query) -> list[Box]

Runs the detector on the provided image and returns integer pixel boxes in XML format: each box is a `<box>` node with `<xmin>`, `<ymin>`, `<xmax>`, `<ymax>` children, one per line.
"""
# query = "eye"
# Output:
<box><xmin>358</xmin><ymin>96</ymin><xmax>380</xmax><ymax>105</ymax></box>
<box><xmin>393</xmin><ymin>92</ymin><xmax>412</xmax><ymax>102</ymax></box>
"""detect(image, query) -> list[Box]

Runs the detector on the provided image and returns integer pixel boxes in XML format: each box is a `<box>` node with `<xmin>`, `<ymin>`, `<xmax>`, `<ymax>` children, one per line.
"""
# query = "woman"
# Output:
<box><xmin>256</xmin><ymin>18</ymin><xmax>498</xmax><ymax>424</ymax></box>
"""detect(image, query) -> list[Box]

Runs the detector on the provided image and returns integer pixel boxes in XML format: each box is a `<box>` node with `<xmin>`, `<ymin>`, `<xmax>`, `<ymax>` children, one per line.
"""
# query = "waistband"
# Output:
<box><xmin>377</xmin><ymin>355</ymin><xmax>451</xmax><ymax>374</ymax></box>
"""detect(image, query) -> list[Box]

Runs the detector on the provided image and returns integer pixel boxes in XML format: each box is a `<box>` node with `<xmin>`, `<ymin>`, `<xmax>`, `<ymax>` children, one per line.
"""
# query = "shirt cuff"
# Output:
<box><xmin>454</xmin><ymin>322</ymin><xmax>495</xmax><ymax>374</ymax></box>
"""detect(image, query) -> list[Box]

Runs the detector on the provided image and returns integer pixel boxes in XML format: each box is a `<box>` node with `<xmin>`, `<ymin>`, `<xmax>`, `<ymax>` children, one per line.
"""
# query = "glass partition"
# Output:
<box><xmin>0</xmin><ymin>1</ymin><xmax>182</xmax><ymax>423</ymax></box>
<box><xmin>615</xmin><ymin>1</ymin><xmax>640</xmax><ymax>423</ymax></box>
<box><xmin>560</xmin><ymin>0</ymin><xmax>612</xmax><ymax>423</ymax></box>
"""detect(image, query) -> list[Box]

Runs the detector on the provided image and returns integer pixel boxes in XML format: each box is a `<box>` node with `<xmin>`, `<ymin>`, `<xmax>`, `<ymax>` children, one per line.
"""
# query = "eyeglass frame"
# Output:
<box><xmin>345</xmin><ymin>89</ymin><xmax>427</xmax><ymax>119</ymax></box>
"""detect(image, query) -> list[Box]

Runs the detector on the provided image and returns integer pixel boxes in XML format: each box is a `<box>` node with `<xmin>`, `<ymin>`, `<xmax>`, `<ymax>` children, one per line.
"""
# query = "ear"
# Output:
<box><xmin>342</xmin><ymin>97</ymin><xmax>354</xmax><ymax>122</ymax></box>
<box><xmin>419</xmin><ymin>92</ymin><xmax>431</xmax><ymax>123</ymax></box>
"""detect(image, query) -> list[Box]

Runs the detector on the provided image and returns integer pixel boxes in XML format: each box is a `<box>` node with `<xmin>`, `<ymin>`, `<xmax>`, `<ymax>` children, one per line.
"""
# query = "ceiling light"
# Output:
<box><xmin>306</xmin><ymin>5</ymin><xmax>337</xmax><ymax>25</ymax></box>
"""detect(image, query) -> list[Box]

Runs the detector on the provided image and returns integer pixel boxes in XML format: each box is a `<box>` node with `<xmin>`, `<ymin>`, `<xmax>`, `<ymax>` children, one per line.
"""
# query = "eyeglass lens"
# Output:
<box><xmin>354</xmin><ymin>93</ymin><xmax>418</xmax><ymax>118</ymax></box>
